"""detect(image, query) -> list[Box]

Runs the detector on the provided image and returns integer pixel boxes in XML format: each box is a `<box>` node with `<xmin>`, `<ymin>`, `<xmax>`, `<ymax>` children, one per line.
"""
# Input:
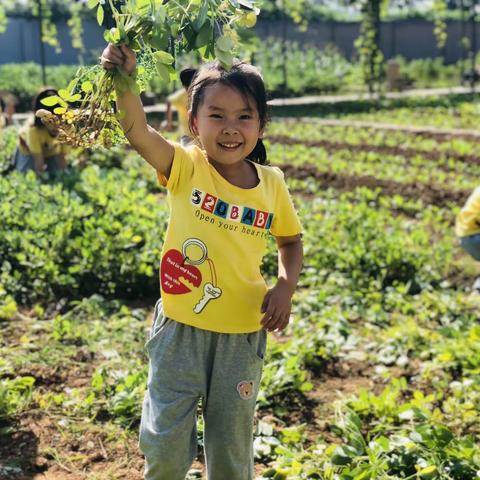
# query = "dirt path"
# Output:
<box><xmin>279</xmin><ymin>163</ymin><xmax>470</xmax><ymax>208</ymax></box>
<box><xmin>0</xmin><ymin>309</ymin><xmax>388</xmax><ymax>480</ymax></box>
<box><xmin>268</xmin><ymin>86</ymin><xmax>476</xmax><ymax>107</ymax></box>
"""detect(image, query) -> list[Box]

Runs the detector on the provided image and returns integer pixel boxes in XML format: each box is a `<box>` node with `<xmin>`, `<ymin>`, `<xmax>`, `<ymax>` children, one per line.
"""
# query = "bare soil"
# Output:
<box><xmin>268</xmin><ymin>134</ymin><xmax>480</xmax><ymax>171</ymax></box>
<box><xmin>0</xmin><ymin>312</ymin><xmax>389</xmax><ymax>480</ymax></box>
<box><xmin>278</xmin><ymin>163</ymin><xmax>470</xmax><ymax>208</ymax></box>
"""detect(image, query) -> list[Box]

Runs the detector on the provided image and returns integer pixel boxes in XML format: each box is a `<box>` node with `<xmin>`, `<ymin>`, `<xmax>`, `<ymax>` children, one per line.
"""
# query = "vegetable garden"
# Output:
<box><xmin>1</xmin><ymin>95</ymin><xmax>480</xmax><ymax>479</ymax></box>
<box><xmin>1</xmin><ymin>0</ymin><xmax>480</xmax><ymax>478</ymax></box>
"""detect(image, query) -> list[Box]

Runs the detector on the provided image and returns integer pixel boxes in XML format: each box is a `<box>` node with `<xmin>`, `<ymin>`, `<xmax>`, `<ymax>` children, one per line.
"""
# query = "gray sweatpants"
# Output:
<box><xmin>139</xmin><ymin>299</ymin><xmax>267</xmax><ymax>480</ymax></box>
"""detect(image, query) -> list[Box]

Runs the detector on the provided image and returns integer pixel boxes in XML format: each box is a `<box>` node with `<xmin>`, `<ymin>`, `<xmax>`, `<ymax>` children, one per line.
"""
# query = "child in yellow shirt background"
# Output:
<box><xmin>456</xmin><ymin>186</ymin><xmax>480</xmax><ymax>291</ymax></box>
<box><xmin>12</xmin><ymin>87</ymin><xmax>69</xmax><ymax>175</ymax></box>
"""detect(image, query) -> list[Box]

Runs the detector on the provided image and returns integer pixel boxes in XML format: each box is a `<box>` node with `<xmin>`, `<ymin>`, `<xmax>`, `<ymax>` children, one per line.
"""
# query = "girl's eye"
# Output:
<box><xmin>209</xmin><ymin>114</ymin><xmax>222</xmax><ymax>119</ymax></box>
<box><xmin>240</xmin><ymin>115</ymin><xmax>252</xmax><ymax>120</ymax></box>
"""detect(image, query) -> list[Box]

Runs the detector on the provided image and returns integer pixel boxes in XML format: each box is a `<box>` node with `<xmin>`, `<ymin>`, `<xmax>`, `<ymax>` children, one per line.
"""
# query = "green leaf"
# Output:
<box><xmin>198</xmin><ymin>44</ymin><xmax>214</xmax><ymax>60</ymax></box>
<box><xmin>155</xmin><ymin>63</ymin><xmax>170</xmax><ymax>84</ymax></box>
<box><xmin>214</xmin><ymin>47</ymin><xmax>233</xmax><ymax>69</ymax></box>
<box><xmin>195</xmin><ymin>22</ymin><xmax>212</xmax><ymax>48</ymax></box>
<box><xmin>375</xmin><ymin>436</ymin><xmax>390</xmax><ymax>451</ymax></box>
<box><xmin>153</xmin><ymin>50</ymin><xmax>174</xmax><ymax>65</ymax></box>
<box><xmin>103</xmin><ymin>29</ymin><xmax>111</xmax><ymax>43</ymax></box>
<box><xmin>53</xmin><ymin>107</ymin><xmax>67</xmax><ymax>114</ymax></box>
<box><xmin>216</xmin><ymin>35</ymin><xmax>234</xmax><ymax>52</ymax></box>
<box><xmin>58</xmin><ymin>89</ymin><xmax>70</xmax><ymax>100</ymax></box>
<box><xmin>97</xmin><ymin>5</ymin><xmax>104</xmax><ymax>26</ymax></box>
<box><xmin>81</xmin><ymin>81</ymin><xmax>93</xmax><ymax>93</ymax></box>
<box><xmin>418</xmin><ymin>466</ymin><xmax>438</xmax><ymax>479</ymax></box>
<box><xmin>40</xmin><ymin>96</ymin><xmax>60</xmax><ymax>107</ymax></box>
<box><xmin>87</xmin><ymin>0</ymin><xmax>99</xmax><ymax>8</ymax></box>
<box><xmin>331</xmin><ymin>446</ymin><xmax>353</xmax><ymax>466</ymax></box>
<box><xmin>299</xmin><ymin>381</ymin><xmax>313</xmax><ymax>392</ymax></box>
<box><xmin>148</xmin><ymin>29</ymin><xmax>169</xmax><ymax>50</ymax></box>
<box><xmin>193</xmin><ymin>1</ymin><xmax>209</xmax><ymax>31</ymax></box>
<box><xmin>170</xmin><ymin>22</ymin><xmax>179</xmax><ymax>37</ymax></box>
<box><xmin>67</xmin><ymin>79</ymin><xmax>76</xmax><ymax>92</ymax></box>
<box><xmin>155</xmin><ymin>5</ymin><xmax>166</xmax><ymax>23</ymax></box>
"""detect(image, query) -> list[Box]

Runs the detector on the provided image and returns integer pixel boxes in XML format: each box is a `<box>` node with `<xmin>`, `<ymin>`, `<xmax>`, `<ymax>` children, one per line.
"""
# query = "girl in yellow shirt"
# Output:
<box><xmin>13</xmin><ymin>88</ymin><xmax>68</xmax><ymax>175</ymax></box>
<box><xmin>456</xmin><ymin>186</ymin><xmax>480</xmax><ymax>290</ymax></box>
<box><xmin>101</xmin><ymin>43</ymin><xmax>303</xmax><ymax>480</ymax></box>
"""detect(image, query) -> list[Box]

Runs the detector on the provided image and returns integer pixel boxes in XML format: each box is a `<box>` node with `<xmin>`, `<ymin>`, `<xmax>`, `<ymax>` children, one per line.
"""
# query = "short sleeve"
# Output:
<box><xmin>167</xmin><ymin>89</ymin><xmax>187</xmax><ymax>108</ymax></box>
<box><xmin>156</xmin><ymin>142</ymin><xmax>195</xmax><ymax>192</ymax></box>
<box><xmin>270</xmin><ymin>168</ymin><xmax>302</xmax><ymax>237</ymax></box>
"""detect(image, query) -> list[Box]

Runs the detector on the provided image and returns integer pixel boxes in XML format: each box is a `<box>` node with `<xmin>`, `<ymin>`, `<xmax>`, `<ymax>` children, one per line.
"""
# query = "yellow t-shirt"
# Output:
<box><xmin>157</xmin><ymin>144</ymin><xmax>302</xmax><ymax>333</ymax></box>
<box><xmin>18</xmin><ymin>119</ymin><xmax>69</xmax><ymax>158</ymax></box>
<box><xmin>456</xmin><ymin>186</ymin><xmax>480</xmax><ymax>237</ymax></box>
<box><xmin>167</xmin><ymin>89</ymin><xmax>189</xmax><ymax>136</ymax></box>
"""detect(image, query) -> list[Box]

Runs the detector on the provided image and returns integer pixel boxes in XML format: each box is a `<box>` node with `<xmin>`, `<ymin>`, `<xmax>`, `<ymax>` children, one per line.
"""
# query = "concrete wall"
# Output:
<box><xmin>256</xmin><ymin>19</ymin><xmax>475</xmax><ymax>63</ymax></box>
<box><xmin>0</xmin><ymin>17</ymin><xmax>105</xmax><ymax>65</ymax></box>
<box><xmin>0</xmin><ymin>16</ymin><xmax>477</xmax><ymax>65</ymax></box>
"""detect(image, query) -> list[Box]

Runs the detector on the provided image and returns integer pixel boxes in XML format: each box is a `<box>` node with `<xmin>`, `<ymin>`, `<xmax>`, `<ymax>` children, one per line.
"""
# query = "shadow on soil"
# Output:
<box><xmin>0</xmin><ymin>417</ymin><xmax>44</xmax><ymax>479</ymax></box>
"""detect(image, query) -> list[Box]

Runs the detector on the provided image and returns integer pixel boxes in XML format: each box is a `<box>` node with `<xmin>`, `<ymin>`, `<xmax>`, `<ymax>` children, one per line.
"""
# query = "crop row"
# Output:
<box><xmin>335</xmin><ymin>100</ymin><xmax>480</xmax><ymax>131</ymax></box>
<box><xmin>268</xmin><ymin>121</ymin><xmax>480</xmax><ymax>154</ymax></box>
<box><xmin>267</xmin><ymin>142</ymin><xmax>478</xmax><ymax>193</ymax></box>
<box><xmin>1</xmin><ymin>186</ymin><xmax>479</xmax><ymax>477</ymax></box>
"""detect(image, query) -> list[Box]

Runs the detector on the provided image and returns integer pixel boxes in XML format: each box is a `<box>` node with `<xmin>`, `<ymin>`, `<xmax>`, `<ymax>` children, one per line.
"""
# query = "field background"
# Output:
<box><xmin>1</xmin><ymin>92</ymin><xmax>480</xmax><ymax>479</ymax></box>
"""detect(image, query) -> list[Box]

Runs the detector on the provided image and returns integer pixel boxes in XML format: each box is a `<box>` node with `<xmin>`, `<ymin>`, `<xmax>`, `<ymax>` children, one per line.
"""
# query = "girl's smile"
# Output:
<box><xmin>191</xmin><ymin>83</ymin><xmax>263</xmax><ymax>174</ymax></box>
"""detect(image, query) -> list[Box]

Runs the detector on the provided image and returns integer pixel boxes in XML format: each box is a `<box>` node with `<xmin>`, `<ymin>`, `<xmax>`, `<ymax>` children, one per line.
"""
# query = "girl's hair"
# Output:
<box><xmin>180</xmin><ymin>67</ymin><xmax>197</xmax><ymax>89</ymax></box>
<box><xmin>32</xmin><ymin>87</ymin><xmax>59</xmax><ymax>128</ymax></box>
<box><xmin>188</xmin><ymin>60</ymin><xmax>269</xmax><ymax>165</ymax></box>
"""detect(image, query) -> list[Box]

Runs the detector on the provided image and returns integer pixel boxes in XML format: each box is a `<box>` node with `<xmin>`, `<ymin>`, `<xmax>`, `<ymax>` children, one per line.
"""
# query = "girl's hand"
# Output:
<box><xmin>100</xmin><ymin>44</ymin><xmax>136</xmax><ymax>76</ymax></box>
<box><xmin>260</xmin><ymin>279</ymin><xmax>294</xmax><ymax>332</ymax></box>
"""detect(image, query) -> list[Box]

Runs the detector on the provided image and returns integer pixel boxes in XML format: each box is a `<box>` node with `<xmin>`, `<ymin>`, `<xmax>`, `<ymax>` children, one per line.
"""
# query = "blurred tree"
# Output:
<box><xmin>344</xmin><ymin>0</ymin><xmax>388</xmax><ymax>94</ymax></box>
<box><xmin>260</xmin><ymin>0</ymin><xmax>316</xmax><ymax>93</ymax></box>
<box><xmin>1</xmin><ymin>0</ymin><xmax>90</xmax><ymax>82</ymax></box>
<box><xmin>432</xmin><ymin>0</ymin><xmax>478</xmax><ymax>89</ymax></box>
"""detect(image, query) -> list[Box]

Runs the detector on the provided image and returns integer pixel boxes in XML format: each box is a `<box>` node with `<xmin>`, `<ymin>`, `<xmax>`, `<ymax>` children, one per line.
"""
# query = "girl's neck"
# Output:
<box><xmin>208</xmin><ymin>157</ymin><xmax>259</xmax><ymax>189</ymax></box>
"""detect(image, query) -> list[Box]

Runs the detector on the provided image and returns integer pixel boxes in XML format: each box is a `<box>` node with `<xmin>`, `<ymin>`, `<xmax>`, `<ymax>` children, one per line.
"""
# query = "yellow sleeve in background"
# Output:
<box><xmin>456</xmin><ymin>186</ymin><xmax>480</xmax><ymax>237</ymax></box>
<box><xmin>25</xmin><ymin>126</ymin><xmax>43</xmax><ymax>155</ymax></box>
<box><xmin>167</xmin><ymin>89</ymin><xmax>189</xmax><ymax>136</ymax></box>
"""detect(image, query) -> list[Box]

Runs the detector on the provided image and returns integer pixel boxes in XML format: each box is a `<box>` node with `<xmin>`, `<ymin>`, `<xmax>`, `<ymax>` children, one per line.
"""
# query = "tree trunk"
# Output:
<box><xmin>460</xmin><ymin>0</ymin><xmax>466</xmax><ymax>84</ymax></box>
<box><xmin>37</xmin><ymin>0</ymin><xmax>46</xmax><ymax>85</ymax></box>
<box><xmin>470</xmin><ymin>0</ymin><xmax>477</xmax><ymax>92</ymax></box>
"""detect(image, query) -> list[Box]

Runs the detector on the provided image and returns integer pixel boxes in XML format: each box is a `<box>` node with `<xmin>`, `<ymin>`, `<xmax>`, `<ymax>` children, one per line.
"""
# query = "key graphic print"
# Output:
<box><xmin>160</xmin><ymin>238</ymin><xmax>222</xmax><ymax>314</ymax></box>
<box><xmin>193</xmin><ymin>282</ymin><xmax>222</xmax><ymax>313</ymax></box>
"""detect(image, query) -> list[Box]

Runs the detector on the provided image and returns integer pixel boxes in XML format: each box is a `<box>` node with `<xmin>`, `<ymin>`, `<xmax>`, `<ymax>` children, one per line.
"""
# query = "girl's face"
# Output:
<box><xmin>191</xmin><ymin>83</ymin><xmax>263</xmax><ymax>167</ymax></box>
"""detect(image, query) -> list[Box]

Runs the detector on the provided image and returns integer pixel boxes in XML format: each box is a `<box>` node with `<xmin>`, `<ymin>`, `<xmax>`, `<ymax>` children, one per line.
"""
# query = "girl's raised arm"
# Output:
<box><xmin>100</xmin><ymin>44</ymin><xmax>174</xmax><ymax>178</ymax></box>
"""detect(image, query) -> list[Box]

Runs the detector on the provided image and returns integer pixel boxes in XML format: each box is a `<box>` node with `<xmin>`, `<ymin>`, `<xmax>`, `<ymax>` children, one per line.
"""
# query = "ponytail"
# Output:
<box><xmin>247</xmin><ymin>138</ymin><xmax>268</xmax><ymax>165</ymax></box>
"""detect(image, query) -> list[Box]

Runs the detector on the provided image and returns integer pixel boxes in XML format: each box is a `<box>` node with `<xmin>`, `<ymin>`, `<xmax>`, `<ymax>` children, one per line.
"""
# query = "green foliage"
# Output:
<box><xmin>87</xmin><ymin>363</ymin><xmax>147</xmax><ymax>427</ymax></box>
<box><xmin>0</xmin><ymin>63</ymin><xmax>78</xmax><ymax>112</ymax></box>
<box><xmin>0</xmin><ymin>376</ymin><xmax>35</xmax><ymax>418</ymax></box>
<box><xmin>2</xmin><ymin>110</ymin><xmax>480</xmax><ymax>476</ymax></box>
<box><xmin>0</xmin><ymin>283</ymin><xmax>17</xmax><ymax>321</ymax></box>
<box><xmin>45</xmin><ymin>0</ymin><xmax>261</xmax><ymax>149</ymax></box>
<box><xmin>0</xmin><ymin>3</ymin><xmax>6</xmax><ymax>34</ymax></box>
<box><xmin>433</xmin><ymin>0</ymin><xmax>448</xmax><ymax>49</ymax></box>
<box><xmin>354</xmin><ymin>0</ymin><xmax>385</xmax><ymax>94</ymax></box>
<box><xmin>254</xmin><ymin>40</ymin><xmax>352</xmax><ymax>95</ymax></box>
<box><xmin>0</xmin><ymin>166</ymin><xmax>167</xmax><ymax>304</ymax></box>
<box><xmin>0</xmin><ymin>126</ymin><xmax>17</xmax><ymax>174</ymax></box>
<box><xmin>394</xmin><ymin>56</ymin><xmax>460</xmax><ymax>88</ymax></box>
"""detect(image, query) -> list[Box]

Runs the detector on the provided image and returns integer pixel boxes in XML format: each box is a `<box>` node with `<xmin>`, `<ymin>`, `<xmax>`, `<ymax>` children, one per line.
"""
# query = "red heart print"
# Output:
<box><xmin>160</xmin><ymin>249</ymin><xmax>202</xmax><ymax>294</ymax></box>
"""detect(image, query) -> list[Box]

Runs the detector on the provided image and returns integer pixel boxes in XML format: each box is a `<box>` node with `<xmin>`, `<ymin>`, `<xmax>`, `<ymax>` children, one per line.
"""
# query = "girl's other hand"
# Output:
<box><xmin>100</xmin><ymin>44</ymin><xmax>136</xmax><ymax>76</ymax></box>
<box><xmin>260</xmin><ymin>280</ymin><xmax>293</xmax><ymax>332</ymax></box>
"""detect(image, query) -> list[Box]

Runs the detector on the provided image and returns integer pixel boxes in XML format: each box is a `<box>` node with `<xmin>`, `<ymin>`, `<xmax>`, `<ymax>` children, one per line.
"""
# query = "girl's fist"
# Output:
<box><xmin>100</xmin><ymin>44</ymin><xmax>136</xmax><ymax>76</ymax></box>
